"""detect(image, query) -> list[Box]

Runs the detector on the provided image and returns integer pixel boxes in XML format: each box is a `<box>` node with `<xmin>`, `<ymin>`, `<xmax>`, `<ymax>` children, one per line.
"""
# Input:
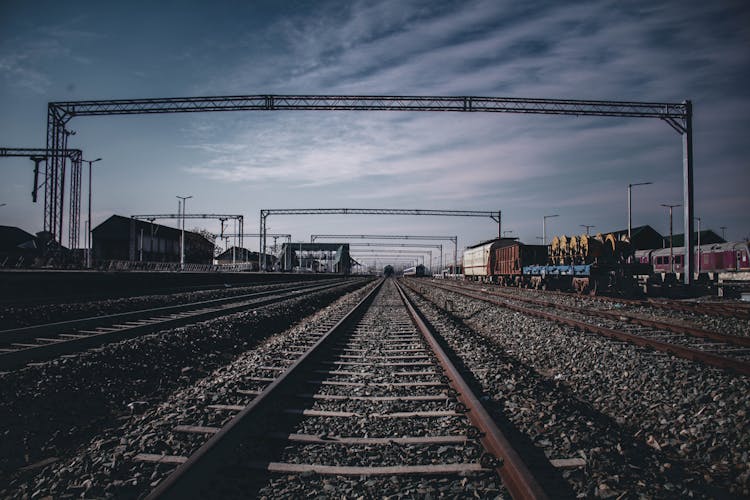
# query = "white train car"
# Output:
<box><xmin>463</xmin><ymin>240</ymin><xmax>495</xmax><ymax>278</ymax></box>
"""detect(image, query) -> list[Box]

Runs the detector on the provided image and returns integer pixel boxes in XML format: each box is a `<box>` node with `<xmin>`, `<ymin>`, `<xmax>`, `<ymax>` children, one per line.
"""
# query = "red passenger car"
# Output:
<box><xmin>636</xmin><ymin>241</ymin><xmax>750</xmax><ymax>274</ymax></box>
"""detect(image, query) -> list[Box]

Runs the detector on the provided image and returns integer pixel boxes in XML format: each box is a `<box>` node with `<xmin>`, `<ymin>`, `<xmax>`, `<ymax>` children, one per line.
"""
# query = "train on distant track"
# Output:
<box><xmin>403</xmin><ymin>264</ymin><xmax>427</xmax><ymax>277</ymax></box>
<box><xmin>462</xmin><ymin>234</ymin><xmax>750</xmax><ymax>295</ymax></box>
<box><xmin>463</xmin><ymin>235</ymin><xmax>649</xmax><ymax>294</ymax></box>
<box><xmin>636</xmin><ymin>241</ymin><xmax>750</xmax><ymax>274</ymax></box>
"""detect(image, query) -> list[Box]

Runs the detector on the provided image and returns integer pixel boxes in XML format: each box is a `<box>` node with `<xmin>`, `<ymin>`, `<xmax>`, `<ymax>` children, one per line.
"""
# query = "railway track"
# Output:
<box><xmin>134</xmin><ymin>278</ymin><xmax>550</xmax><ymax>499</ymax></box>
<box><xmin>419</xmin><ymin>279</ymin><xmax>750</xmax><ymax>376</ymax></box>
<box><xmin>0</xmin><ymin>279</ymin><xmax>357</xmax><ymax>370</ymax></box>
<box><xmin>483</xmin><ymin>280</ymin><xmax>750</xmax><ymax>320</ymax></box>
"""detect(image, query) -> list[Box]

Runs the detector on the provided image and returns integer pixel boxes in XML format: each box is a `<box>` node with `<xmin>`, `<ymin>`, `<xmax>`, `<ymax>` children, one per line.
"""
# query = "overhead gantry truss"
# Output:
<box><xmin>350</xmin><ymin>250</ymin><xmax>433</xmax><ymax>267</ymax></box>
<box><xmin>318</xmin><ymin>238</ymin><xmax>446</xmax><ymax>269</ymax></box>
<box><xmin>48</xmin><ymin>95</ymin><xmax>688</xmax><ymax>118</ymax></box>
<box><xmin>1</xmin><ymin>147</ymin><xmax>84</xmax><ymax>247</ymax></box>
<box><xmin>312</xmin><ymin>234</ymin><xmax>457</xmax><ymax>272</ymax></box>
<box><xmin>349</xmin><ymin>242</ymin><xmax>443</xmax><ymax>268</ymax></box>
<box><xmin>46</xmin><ymin>93</ymin><xmax>695</xmax><ymax>282</ymax></box>
<box><xmin>261</xmin><ymin>209</ymin><xmax>491</xmax><ymax>271</ymax></box>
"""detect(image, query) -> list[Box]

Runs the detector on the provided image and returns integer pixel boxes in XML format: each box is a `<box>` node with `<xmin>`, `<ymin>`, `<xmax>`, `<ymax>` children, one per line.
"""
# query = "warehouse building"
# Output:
<box><xmin>92</xmin><ymin>215</ymin><xmax>214</xmax><ymax>264</ymax></box>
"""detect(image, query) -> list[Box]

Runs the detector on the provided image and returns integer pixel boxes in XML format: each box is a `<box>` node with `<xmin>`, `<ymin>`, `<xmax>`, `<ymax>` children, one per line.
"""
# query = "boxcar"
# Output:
<box><xmin>463</xmin><ymin>239</ymin><xmax>548</xmax><ymax>283</ymax></box>
<box><xmin>492</xmin><ymin>242</ymin><xmax>548</xmax><ymax>285</ymax></box>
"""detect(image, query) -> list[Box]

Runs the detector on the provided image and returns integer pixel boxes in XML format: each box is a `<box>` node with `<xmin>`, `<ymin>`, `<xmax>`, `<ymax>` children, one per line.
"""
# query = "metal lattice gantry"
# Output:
<box><xmin>1</xmin><ymin>147</ymin><xmax>84</xmax><ymax>248</ymax></box>
<box><xmin>350</xmin><ymin>251</ymin><xmax>434</xmax><ymax>270</ymax></box>
<box><xmin>261</xmin><ymin>209</ymin><xmax>496</xmax><ymax>271</ymax></box>
<box><xmin>261</xmin><ymin>209</ymin><xmax>487</xmax><ymax>271</ymax></box>
<box><xmin>311</xmin><ymin>233</ymin><xmax>458</xmax><ymax>272</ymax></box>
<box><xmin>348</xmin><ymin>242</ymin><xmax>444</xmax><ymax>270</ymax></box>
<box><xmin>45</xmin><ymin>94</ymin><xmax>695</xmax><ymax>282</ymax></box>
<box><xmin>219</xmin><ymin>233</ymin><xmax>291</xmax><ymax>252</ymax></box>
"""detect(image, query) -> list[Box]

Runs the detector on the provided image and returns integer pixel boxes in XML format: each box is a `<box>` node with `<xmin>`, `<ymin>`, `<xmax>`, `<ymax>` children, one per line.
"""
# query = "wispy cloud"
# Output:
<box><xmin>177</xmin><ymin>0</ymin><xmax>748</xmax><ymax>238</ymax></box>
<box><xmin>0</xmin><ymin>25</ymin><xmax>99</xmax><ymax>93</ymax></box>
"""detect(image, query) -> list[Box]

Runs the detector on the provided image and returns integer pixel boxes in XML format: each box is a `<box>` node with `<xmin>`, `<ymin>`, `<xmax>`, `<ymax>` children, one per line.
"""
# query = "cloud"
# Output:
<box><xmin>0</xmin><ymin>25</ymin><xmax>99</xmax><ymax>93</ymax></box>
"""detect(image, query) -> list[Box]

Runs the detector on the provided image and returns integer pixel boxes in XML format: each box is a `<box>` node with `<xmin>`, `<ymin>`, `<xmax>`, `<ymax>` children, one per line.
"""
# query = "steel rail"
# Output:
<box><xmin>422</xmin><ymin>280</ymin><xmax>750</xmax><ymax>376</ymax></box>
<box><xmin>643</xmin><ymin>298</ymin><xmax>750</xmax><ymax>320</ymax></box>
<box><xmin>447</xmin><ymin>282</ymin><xmax>750</xmax><ymax>348</ymax></box>
<box><xmin>394</xmin><ymin>281</ymin><xmax>550</xmax><ymax>500</ymax></box>
<box><xmin>0</xmin><ymin>280</ymin><xmax>354</xmax><ymax>370</ymax></box>
<box><xmin>146</xmin><ymin>279</ymin><xmax>385</xmax><ymax>499</ymax></box>
<box><xmin>0</xmin><ymin>280</ymin><xmax>338</xmax><ymax>340</ymax></box>
<box><xmin>513</xmin><ymin>284</ymin><xmax>750</xmax><ymax>320</ymax></box>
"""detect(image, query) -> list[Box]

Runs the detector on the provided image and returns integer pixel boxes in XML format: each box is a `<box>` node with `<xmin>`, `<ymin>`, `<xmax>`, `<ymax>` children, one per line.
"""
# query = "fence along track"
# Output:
<box><xmin>421</xmin><ymin>279</ymin><xmax>750</xmax><ymax>376</ymax></box>
<box><xmin>143</xmin><ymin>278</ymin><xmax>549</xmax><ymax>499</ymax></box>
<box><xmin>0</xmin><ymin>279</ymin><xmax>354</xmax><ymax>370</ymax></box>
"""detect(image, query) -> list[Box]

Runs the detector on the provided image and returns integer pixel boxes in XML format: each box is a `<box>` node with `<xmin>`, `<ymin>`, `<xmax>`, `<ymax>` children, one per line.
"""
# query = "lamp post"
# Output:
<box><xmin>542</xmin><ymin>214</ymin><xmax>559</xmax><ymax>246</ymax></box>
<box><xmin>580</xmin><ymin>224</ymin><xmax>595</xmax><ymax>235</ymax></box>
<box><xmin>84</xmin><ymin>157</ymin><xmax>102</xmax><ymax>268</ymax></box>
<box><xmin>661</xmin><ymin>203</ymin><xmax>681</xmax><ymax>273</ymax></box>
<box><xmin>628</xmin><ymin>182</ymin><xmax>652</xmax><ymax>238</ymax></box>
<box><xmin>176</xmin><ymin>195</ymin><xmax>192</xmax><ymax>269</ymax></box>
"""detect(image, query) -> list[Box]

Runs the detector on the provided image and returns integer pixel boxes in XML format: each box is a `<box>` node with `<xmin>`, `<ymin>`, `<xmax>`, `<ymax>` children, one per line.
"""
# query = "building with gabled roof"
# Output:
<box><xmin>92</xmin><ymin>215</ymin><xmax>213</xmax><ymax>264</ymax></box>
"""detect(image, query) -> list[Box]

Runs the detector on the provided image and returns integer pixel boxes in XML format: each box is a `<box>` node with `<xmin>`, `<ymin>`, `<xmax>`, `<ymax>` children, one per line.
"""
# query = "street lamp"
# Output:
<box><xmin>542</xmin><ymin>214</ymin><xmax>559</xmax><ymax>246</ymax></box>
<box><xmin>84</xmin><ymin>157</ymin><xmax>102</xmax><ymax>268</ymax></box>
<box><xmin>661</xmin><ymin>203</ymin><xmax>681</xmax><ymax>273</ymax></box>
<box><xmin>580</xmin><ymin>224</ymin><xmax>595</xmax><ymax>235</ymax></box>
<box><xmin>176</xmin><ymin>195</ymin><xmax>192</xmax><ymax>269</ymax></box>
<box><xmin>628</xmin><ymin>182</ymin><xmax>652</xmax><ymax>239</ymax></box>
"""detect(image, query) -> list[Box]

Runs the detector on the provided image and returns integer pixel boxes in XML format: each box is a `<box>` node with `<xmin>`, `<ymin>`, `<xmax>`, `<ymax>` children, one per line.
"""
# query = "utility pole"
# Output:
<box><xmin>720</xmin><ymin>226</ymin><xmax>727</xmax><ymax>241</ymax></box>
<box><xmin>580</xmin><ymin>224</ymin><xmax>595</xmax><ymax>235</ymax></box>
<box><xmin>661</xmin><ymin>203</ymin><xmax>680</xmax><ymax>274</ymax></box>
<box><xmin>176</xmin><ymin>195</ymin><xmax>192</xmax><ymax>270</ymax></box>
<box><xmin>84</xmin><ymin>157</ymin><xmax>101</xmax><ymax>267</ymax></box>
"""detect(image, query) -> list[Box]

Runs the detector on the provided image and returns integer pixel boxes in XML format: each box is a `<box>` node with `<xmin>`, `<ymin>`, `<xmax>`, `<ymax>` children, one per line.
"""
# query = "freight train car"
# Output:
<box><xmin>462</xmin><ymin>238</ymin><xmax>547</xmax><ymax>283</ymax></box>
<box><xmin>463</xmin><ymin>234</ymin><xmax>649</xmax><ymax>294</ymax></box>
<box><xmin>403</xmin><ymin>264</ymin><xmax>426</xmax><ymax>277</ymax></box>
<box><xmin>463</xmin><ymin>240</ymin><xmax>504</xmax><ymax>278</ymax></box>
<box><xmin>524</xmin><ymin>233</ymin><xmax>649</xmax><ymax>294</ymax></box>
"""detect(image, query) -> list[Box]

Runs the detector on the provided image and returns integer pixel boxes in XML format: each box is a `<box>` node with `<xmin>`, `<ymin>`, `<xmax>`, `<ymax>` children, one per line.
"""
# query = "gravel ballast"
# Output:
<box><xmin>408</xmin><ymin>278</ymin><xmax>750</xmax><ymax>497</ymax></box>
<box><xmin>0</xmin><ymin>279</ymin><xmax>378</xmax><ymax>498</ymax></box>
<box><xmin>0</xmin><ymin>278</ymin><xmax>371</xmax><ymax>481</ymax></box>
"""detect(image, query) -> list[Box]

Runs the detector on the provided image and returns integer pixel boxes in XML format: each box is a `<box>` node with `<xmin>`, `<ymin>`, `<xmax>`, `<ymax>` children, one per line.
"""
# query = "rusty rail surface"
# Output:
<box><xmin>441</xmin><ymin>281</ymin><xmax>750</xmax><ymax>348</ymax></box>
<box><xmin>147</xmin><ymin>278</ymin><xmax>553</xmax><ymax>499</ymax></box>
<box><xmin>423</xmin><ymin>280</ymin><xmax>750</xmax><ymax>377</ymax></box>
<box><xmin>479</xmin><ymin>280</ymin><xmax>750</xmax><ymax>320</ymax></box>
<box><xmin>395</xmin><ymin>281</ymin><xmax>549</xmax><ymax>500</ymax></box>
<box><xmin>146</xmin><ymin>279</ymin><xmax>386</xmax><ymax>499</ymax></box>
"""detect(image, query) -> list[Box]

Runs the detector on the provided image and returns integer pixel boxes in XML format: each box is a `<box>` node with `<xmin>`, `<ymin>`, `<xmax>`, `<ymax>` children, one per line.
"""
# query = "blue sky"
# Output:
<box><xmin>1</xmin><ymin>0</ymin><xmax>749</xmax><ymax>262</ymax></box>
